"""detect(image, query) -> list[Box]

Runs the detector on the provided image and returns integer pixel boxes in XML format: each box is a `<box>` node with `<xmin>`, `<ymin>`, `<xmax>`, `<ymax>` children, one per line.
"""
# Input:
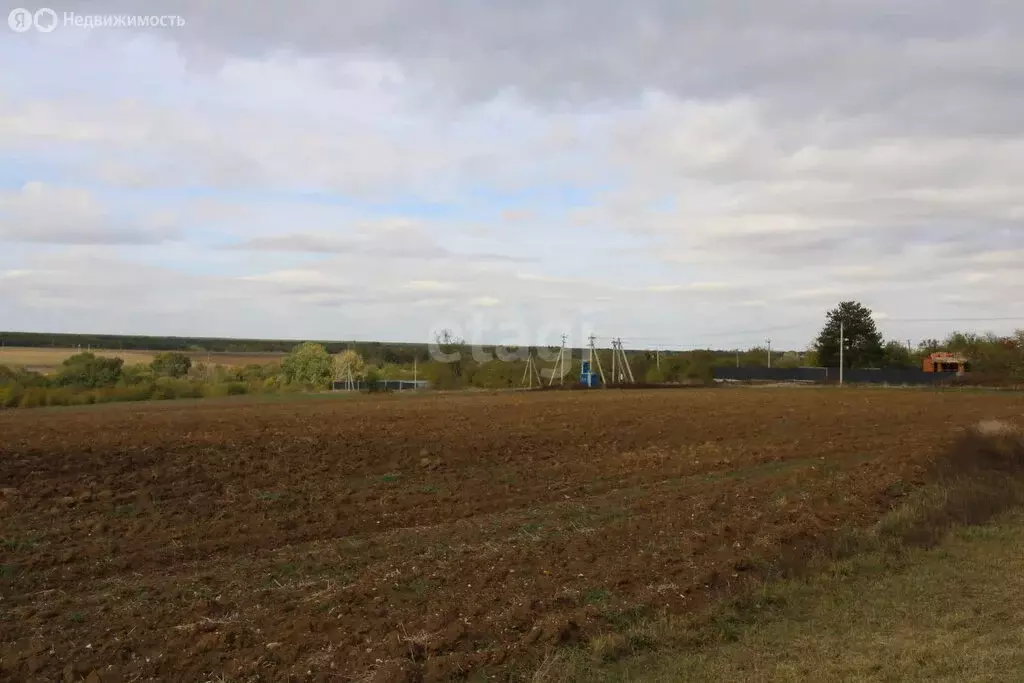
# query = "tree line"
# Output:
<box><xmin>2</xmin><ymin>301</ymin><xmax>1021</xmax><ymax>408</ymax></box>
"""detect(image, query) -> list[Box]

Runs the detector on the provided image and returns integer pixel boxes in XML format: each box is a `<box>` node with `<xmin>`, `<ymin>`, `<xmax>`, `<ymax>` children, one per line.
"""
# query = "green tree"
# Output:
<box><xmin>150</xmin><ymin>351</ymin><xmax>192</xmax><ymax>378</ymax></box>
<box><xmin>428</xmin><ymin>329</ymin><xmax>466</xmax><ymax>388</ymax></box>
<box><xmin>121</xmin><ymin>363</ymin><xmax>155</xmax><ymax>385</ymax></box>
<box><xmin>775</xmin><ymin>351</ymin><xmax>802</xmax><ymax>369</ymax></box>
<box><xmin>814</xmin><ymin>301</ymin><xmax>885</xmax><ymax>369</ymax></box>
<box><xmin>881</xmin><ymin>340</ymin><xmax>914</xmax><ymax>368</ymax></box>
<box><xmin>362</xmin><ymin>366</ymin><xmax>383</xmax><ymax>393</ymax></box>
<box><xmin>55</xmin><ymin>352</ymin><xmax>124</xmax><ymax>388</ymax></box>
<box><xmin>644</xmin><ymin>364</ymin><xmax>666</xmax><ymax>383</ymax></box>
<box><xmin>282</xmin><ymin>342</ymin><xmax>334</xmax><ymax>388</ymax></box>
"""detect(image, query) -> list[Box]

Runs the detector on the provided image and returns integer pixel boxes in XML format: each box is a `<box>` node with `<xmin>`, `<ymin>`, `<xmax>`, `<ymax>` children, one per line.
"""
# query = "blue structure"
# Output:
<box><xmin>580</xmin><ymin>360</ymin><xmax>602</xmax><ymax>387</ymax></box>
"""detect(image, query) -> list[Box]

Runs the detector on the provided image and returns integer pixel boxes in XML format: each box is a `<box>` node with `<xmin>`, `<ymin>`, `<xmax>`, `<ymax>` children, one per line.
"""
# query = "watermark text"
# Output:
<box><xmin>8</xmin><ymin>8</ymin><xmax>186</xmax><ymax>32</ymax></box>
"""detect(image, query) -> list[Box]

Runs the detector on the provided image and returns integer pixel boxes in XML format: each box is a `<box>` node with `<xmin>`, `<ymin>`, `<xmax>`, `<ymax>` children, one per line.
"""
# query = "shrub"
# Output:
<box><xmin>44</xmin><ymin>387</ymin><xmax>78</xmax><ymax>407</ymax></box>
<box><xmin>0</xmin><ymin>384</ymin><xmax>21</xmax><ymax>408</ymax></box>
<box><xmin>55</xmin><ymin>352</ymin><xmax>124</xmax><ymax>388</ymax></box>
<box><xmin>150</xmin><ymin>352</ymin><xmax>192</xmax><ymax>378</ymax></box>
<box><xmin>203</xmin><ymin>382</ymin><xmax>249</xmax><ymax>398</ymax></box>
<box><xmin>93</xmin><ymin>384</ymin><xmax>154</xmax><ymax>404</ymax></box>
<box><xmin>120</xmin><ymin>364</ymin><xmax>155</xmax><ymax>385</ymax></box>
<box><xmin>19</xmin><ymin>387</ymin><xmax>49</xmax><ymax>409</ymax></box>
<box><xmin>363</xmin><ymin>367</ymin><xmax>382</xmax><ymax>393</ymax></box>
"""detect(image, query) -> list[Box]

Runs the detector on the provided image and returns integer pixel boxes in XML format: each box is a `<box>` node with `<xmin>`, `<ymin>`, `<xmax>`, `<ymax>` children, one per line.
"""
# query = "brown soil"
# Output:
<box><xmin>1</xmin><ymin>389</ymin><xmax>1022</xmax><ymax>681</ymax></box>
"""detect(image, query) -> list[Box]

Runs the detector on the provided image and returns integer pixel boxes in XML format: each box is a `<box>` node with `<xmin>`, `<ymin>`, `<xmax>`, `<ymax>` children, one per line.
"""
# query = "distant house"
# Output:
<box><xmin>922</xmin><ymin>352</ymin><xmax>969</xmax><ymax>374</ymax></box>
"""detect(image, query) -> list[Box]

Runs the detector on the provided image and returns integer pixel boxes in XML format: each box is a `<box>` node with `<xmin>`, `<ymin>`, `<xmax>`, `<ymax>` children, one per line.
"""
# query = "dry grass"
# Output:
<box><xmin>0</xmin><ymin>346</ymin><xmax>284</xmax><ymax>373</ymax></box>
<box><xmin>593</xmin><ymin>513</ymin><xmax>1024</xmax><ymax>682</ymax></box>
<box><xmin>540</xmin><ymin>419</ymin><xmax>1024</xmax><ymax>682</ymax></box>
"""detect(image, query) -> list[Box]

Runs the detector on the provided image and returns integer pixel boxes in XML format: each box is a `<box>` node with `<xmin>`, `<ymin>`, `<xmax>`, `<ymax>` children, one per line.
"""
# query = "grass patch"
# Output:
<box><xmin>381</xmin><ymin>473</ymin><xmax>402</xmax><ymax>483</ymax></box>
<box><xmin>534</xmin><ymin>419</ymin><xmax>1024</xmax><ymax>682</ymax></box>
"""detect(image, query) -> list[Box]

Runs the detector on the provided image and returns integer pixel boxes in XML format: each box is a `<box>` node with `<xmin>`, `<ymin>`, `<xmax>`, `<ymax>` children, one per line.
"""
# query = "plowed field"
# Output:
<box><xmin>2</xmin><ymin>388</ymin><xmax>1022</xmax><ymax>681</ymax></box>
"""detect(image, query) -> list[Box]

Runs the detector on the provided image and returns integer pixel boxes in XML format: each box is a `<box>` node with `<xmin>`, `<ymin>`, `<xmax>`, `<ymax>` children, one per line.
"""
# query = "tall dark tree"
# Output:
<box><xmin>814</xmin><ymin>301</ymin><xmax>885</xmax><ymax>369</ymax></box>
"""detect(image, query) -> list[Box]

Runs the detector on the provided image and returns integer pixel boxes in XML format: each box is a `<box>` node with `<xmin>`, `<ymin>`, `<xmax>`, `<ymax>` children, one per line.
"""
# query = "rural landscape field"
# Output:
<box><xmin>2</xmin><ymin>387</ymin><xmax>1022</xmax><ymax>681</ymax></box>
<box><xmin>0</xmin><ymin>348</ymin><xmax>284</xmax><ymax>375</ymax></box>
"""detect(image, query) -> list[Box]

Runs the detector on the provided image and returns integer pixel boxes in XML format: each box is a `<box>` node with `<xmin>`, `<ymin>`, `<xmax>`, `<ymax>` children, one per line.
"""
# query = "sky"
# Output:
<box><xmin>2</xmin><ymin>1</ymin><xmax>1023</xmax><ymax>351</ymax></box>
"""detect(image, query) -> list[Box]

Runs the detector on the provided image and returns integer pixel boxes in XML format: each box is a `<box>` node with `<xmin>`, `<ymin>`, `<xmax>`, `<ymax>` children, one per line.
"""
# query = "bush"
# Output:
<box><xmin>203</xmin><ymin>382</ymin><xmax>249</xmax><ymax>398</ymax></box>
<box><xmin>0</xmin><ymin>384</ymin><xmax>23</xmax><ymax>408</ymax></box>
<box><xmin>19</xmin><ymin>387</ymin><xmax>49</xmax><ymax>408</ymax></box>
<box><xmin>55</xmin><ymin>352</ymin><xmax>124</xmax><ymax>388</ymax></box>
<box><xmin>150</xmin><ymin>352</ymin><xmax>192</xmax><ymax>378</ymax></box>
<box><xmin>121</xmin><ymin>364</ymin><xmax>155</xmax><ymax>385</ymax></box>
<box><xmin>44</xmin><ymin>387</ymin><xmax>78</xmax><ymax>407</ymax></box>
<box><xmin>149</xmin><ymin>378</ymin><xmax>204</xmax><ymax>400</ymax></box>
<box><xmin>93</xmin><ymin>384</ymin><xmax>155</xmax><ymax>404</ymax></box>
<box><xmin>363</xmin><ymin>367</ymin><xmax>382</xmax><ymax>393</ymax></box>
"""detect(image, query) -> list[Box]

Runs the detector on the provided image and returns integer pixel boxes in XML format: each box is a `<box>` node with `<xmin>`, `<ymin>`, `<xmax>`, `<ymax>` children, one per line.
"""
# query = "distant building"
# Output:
<box><xmin>922</xmin><ymin>352</ymin><xmax>969</xmax><ymax>374</ymax></box>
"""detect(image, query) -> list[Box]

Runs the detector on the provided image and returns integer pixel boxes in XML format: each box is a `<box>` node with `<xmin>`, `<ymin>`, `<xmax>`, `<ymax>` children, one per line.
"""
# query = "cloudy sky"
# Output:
<box><xmin>2</xmin><ymin>1</ymin><xmax>1023</xmax><ymax>350</ymax></box>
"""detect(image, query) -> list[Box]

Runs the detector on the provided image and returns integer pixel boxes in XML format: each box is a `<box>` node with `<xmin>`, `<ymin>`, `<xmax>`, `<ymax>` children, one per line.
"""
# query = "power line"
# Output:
<box><xmin>882</xmin><ymin>316</ymin><xmax>1024</xmax><ymax>323</ymax></box>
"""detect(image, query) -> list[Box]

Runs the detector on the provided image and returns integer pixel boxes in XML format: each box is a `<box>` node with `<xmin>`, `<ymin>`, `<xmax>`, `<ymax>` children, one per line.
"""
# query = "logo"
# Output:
<box><xmin>7</xmin><ymin>7</ymin><xmax>31</xmax><ymax>31</ymax></box>
<box><xmin>7</xmin><ymin>6</ymin><xmax>57</xmax><ymax>32</ymax></box>
<box><xmin>7</xmin><ymin>9</ymin><xmax>186</xmax><ymax>31</ymax></box>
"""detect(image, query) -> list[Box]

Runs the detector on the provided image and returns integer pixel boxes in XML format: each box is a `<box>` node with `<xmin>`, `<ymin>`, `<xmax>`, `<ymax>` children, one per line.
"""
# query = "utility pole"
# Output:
<box><xmin>521</xmin><ymin>351</ymin><xmax>542</xmax><ymax>388</ymax></box>
<box><xmin>588</xmin><ymin>334</ymin><xmax>607</xmax><ymax>386</ymax></box>
<box><xmin>414</xmin><ymin>355</ymin><xmax>418</xmax><ymax>385</ymax></box>
<box><xmin>612</xmin><ymin>338</ymin><xmax>635</xmax><ymax>383</ymax></box>
<box><xmin>766</xmin><ymin>338</ymin><xmax>772</xmax><ymax>368</ymax></box>
<box><xmin>736</xmin><ymin>349</ymin><xmax>740</xmax><ymax>368</ymax></box>
<box><xmin>656</xmin><ymin>347</ymin><xmax>661</xmax><ymax>371</ymax></box>
<box><xmin>839</xmin><ymin>320</ymin><xmax>844</xmax><ymax>386</ymax></box>
<box><xmin>548</xmin><ymin>334</ymin><xmax>568</xmax><ymax>386</ymax></box>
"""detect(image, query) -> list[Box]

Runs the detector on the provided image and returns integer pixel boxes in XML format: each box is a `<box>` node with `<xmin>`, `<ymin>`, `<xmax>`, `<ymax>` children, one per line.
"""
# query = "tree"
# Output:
<box><xmin>881</xmin><ymin>340</ymin><xmax>914</xmax><ymax>368</ymax></box>
<box><xmin>362</xmin><ymin>366</ymin><xmax>380</xmax><ymax>392</ymax></box>
<box><xmin>55</xmin><ymin>352</ymin><xmax>124</xmax><ymax>388</ymax></box>
<box><xmin>150</xmin><ymin>352</ymin><xmax>192</xmax><ymax>378</ymax></box>
<box><xmin>814</xmin><ymin>301</ymin><xmax>884</xmax><ymax>369</ymax></box>
<box><xmin>333</xmin><ymin>350</ymin><xmax>366</xmax><ymax>382</ymax></box>
<box><xmin>775</xmin><ymin>351</ymin><xmax>802</xmax><ymax>369</ymax></box>
<box><xmin>429</xmin><ymin>329</ymin><xmax>465</xmax><ymax>388</ymax></box>
<box><xmin>282</xmin><ymin>342</ymin><xmax>334</xmax><ymax>388</ymax></box>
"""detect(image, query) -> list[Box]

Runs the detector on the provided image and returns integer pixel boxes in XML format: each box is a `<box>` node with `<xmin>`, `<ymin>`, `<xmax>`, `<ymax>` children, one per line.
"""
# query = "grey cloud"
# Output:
<box><xmin>46</xmin><ymin>1</ymin><xmax>1024</xmax><ymax>111</ymax></box>
<box><xmin>225</xmin><ymin>233</ymin><xmax>536</xmax><ymax>263</ymax></box>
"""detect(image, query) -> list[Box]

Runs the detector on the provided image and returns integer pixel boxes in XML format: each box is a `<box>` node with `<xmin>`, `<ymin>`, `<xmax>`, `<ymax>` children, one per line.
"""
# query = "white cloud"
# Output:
<box><xmin>0</xmin><ymin>182</ymin><xmax>181</xmax><ymax>245</ymax></box>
